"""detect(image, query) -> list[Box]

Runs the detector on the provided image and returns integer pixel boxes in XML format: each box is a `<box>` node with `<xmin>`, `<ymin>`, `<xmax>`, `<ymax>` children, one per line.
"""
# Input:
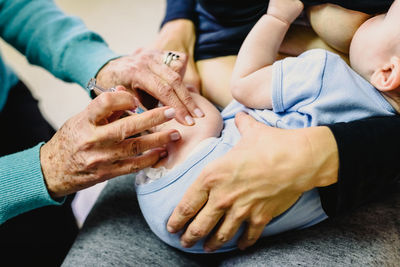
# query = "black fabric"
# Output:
<box><xmin>321</xmin><ymin>116</ymin><xmax>400</xmax><ymax>217</ymax></box>
<box><xmin>301</xmin><ymin>0</ymin><xmax>394</xmax><ymax>14</ymax></box>
<box><xmin>198</xmin><ymin>0</ymin><xmax>393</xmax><ymax>19</ymax></box>
<box><xmin>161</xmin><ymin>0</ymin><xmax>197</xmax><ymax>27</ymax></box>
<box><xmin>163</xmin><ymin>0</ymin><xmax>394</xmax><ymax>27</ymax></box>
<box><xmin>199</xmin><ymin>0</ymin><xmax>267</xmax><ymax>26</ymax></box>
<box><xmin>0</xmin><ymin>81</ymin><xmax>78</xmax><ymax>267</ymax></box>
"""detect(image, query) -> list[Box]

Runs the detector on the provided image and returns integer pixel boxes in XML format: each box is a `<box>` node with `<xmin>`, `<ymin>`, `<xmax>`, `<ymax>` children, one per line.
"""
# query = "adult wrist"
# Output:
<box><xmin>40</xmin><ymin>141</ymin><xmax>58</xmax><ymax>198</ymax></box>
<box><xmin>158</xmin><ymin>19</ymin><xmax>196</xmax><ymax>51</ymax></box>
<box><xmin>304</xmin><ymin>126</ymin><xmax>339</xmax><ymax>188</ymax></box>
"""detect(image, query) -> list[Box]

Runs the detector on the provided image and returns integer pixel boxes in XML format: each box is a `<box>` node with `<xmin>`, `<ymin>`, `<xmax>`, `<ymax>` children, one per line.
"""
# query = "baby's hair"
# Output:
<box><xmin>390</xmin><ymin>91</ymin><xmax>400</xmax><ymax>106</ymax></box>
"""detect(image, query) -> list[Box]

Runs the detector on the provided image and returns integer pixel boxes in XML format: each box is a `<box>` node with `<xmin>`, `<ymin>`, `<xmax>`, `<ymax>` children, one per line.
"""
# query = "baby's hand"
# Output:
<box><xmin>267</xmin><ymin>0</ymin><xmax>304</xmax><ymax>24</ymax></box>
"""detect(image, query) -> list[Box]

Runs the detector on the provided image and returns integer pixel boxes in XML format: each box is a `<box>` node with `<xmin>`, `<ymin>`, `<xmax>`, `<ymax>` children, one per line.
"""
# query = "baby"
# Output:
<box><xmin>135</xmin><ymin>0</ymin><xmax>400</xmax><ymax>253</ymax></box>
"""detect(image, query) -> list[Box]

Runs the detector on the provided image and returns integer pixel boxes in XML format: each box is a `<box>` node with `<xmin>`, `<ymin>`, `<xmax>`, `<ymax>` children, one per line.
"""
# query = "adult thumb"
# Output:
<box><xmin>234</xmin><ymin>112</ymin><xmax>259</xmax><ymax>135</ymax></box>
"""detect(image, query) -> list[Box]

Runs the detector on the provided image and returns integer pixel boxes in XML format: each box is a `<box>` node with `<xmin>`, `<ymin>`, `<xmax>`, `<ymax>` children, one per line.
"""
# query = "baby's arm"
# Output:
<box><xmin>231</xmin><ymin>0</ymin><xmax>304</xmax><ymax>109</ymax></box>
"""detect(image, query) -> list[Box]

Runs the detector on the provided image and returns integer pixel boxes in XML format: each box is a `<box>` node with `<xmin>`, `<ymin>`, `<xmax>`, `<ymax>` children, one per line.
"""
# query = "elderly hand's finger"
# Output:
<box><xmin>164</xmin><ymin>51</ymin><xmax>188</xmax><ymax>76</ymax></box>
<box><xmin>87</xmin><ymin>91</ymin><xmax>136</xmax><ymax>124</ymax></box>
<box><xmin>179</xmin><ymin>203</ymin><xmax>225</xmax><ymax>248</ymax></box>
<box><xmin>167</xmin><ymin>177</ymin><xmax>209</xmax><ymax>233</ymax></box>
<box><xmin>97</xmin><ymin>106</ymin><xmax>176</xmax><ymax>142</ymax></box>
<box><xmin>203</xmin><ymin>209</ymin><xmax>246</xmax><ymax>252</ymax></box>
<box><xmin>108</xmin><ymin>148</ymin><xmax>168</xmax><ymax>178</ymax></box>
<box><xmin>107</xmin><ymin>130</ymin><xmax>180</xmax><ymax>161</ymax></box>
<box><xmin>237</xmin><ymin>216</ymin><xmax>271</xmax><ymax>251</ymax></box>
<box><xmin>137</xmin><ymin>70</ymin><xmax>193</xmax><ymax>125</ymax></box>
<box><xmin>149</xmin><ymin>59</ymin><xmax>204</xmax><ymax>119</ymax></box>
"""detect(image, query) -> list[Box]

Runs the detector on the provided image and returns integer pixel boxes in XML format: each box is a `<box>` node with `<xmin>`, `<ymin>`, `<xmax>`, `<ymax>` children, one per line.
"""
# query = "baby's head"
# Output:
<box><xmin>350</xmin><ymin>0</ymin><xmax>400</xmax><ymax>110</ymax></box>
<box><xmin>151</xmin><ymin>93</ymin><xmax>223</xmax><ymax>170</ymax></box>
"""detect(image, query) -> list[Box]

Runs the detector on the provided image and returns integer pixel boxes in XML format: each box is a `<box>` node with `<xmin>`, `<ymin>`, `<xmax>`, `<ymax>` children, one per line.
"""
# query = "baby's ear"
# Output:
<box><xmin>371</xmin><ymin>56</ymin><xmax>400</xmax><ymax>92</ymax></box>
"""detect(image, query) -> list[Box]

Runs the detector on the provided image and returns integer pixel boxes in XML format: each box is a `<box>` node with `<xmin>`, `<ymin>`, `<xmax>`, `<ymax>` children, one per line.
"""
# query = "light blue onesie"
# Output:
<box><xmin>136</xmin><ymin>49</ymin><xmax>397</xmax><ymax>253</ymax></box>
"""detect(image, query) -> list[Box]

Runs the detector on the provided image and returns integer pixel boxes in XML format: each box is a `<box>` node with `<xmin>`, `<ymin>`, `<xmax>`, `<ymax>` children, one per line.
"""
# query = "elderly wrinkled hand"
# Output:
<box><xmin>96</xmin><ymin>48</ymin><xmax>203</xmax><ymax>126</ymax></box>
<box><xmin>167</xmin><ymin>112</ymin><xmax>338</xmax><ymax>252</ymax></box>
<box><xmin>40</xmin><ymin>88</ymin><xmax>181</xmax><ymax>198</ymax></box>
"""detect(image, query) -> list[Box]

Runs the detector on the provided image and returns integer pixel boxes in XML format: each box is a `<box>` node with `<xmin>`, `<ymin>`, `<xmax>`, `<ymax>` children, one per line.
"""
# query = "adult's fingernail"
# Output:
<box><xmin>181</xmin><ymin>240</ymin><xmax>191</xmax><ymax>248</ymax></box>
<box><xmin>186</xmin><ymin>84</ymin><xmax>197</xmax><ymax>92</ymax></box>
<box><xmin>185</xmin><ymin>115</ymin><xmax>194</xmax><ymax>125</ymax></box>
<box><xmin>164</xmin><ymin>108</ymin><xmax>175</xmax><ymax>119</ymax></box>
<box><xmin>167</xmin><ymin>225</ymin><xmax>175</xmax><ymax>233</ymax></box>
<box><xmin>194</xmin><ymin>108</ymin><xmax>204</xmax><ymax>118</ymax></box>
<box><xmin>160</xmin><ymin>150</ymin><xmax>168</xmax><ymax>158</ymax></box>
<box><xmin>204</xmin><ymin>246</ymin><xmax>213</xmax><ymax>253</ymax></box>
<box><xmin>170</xmin><ymin>132</ymin><xmax>181</xmax><ymax>141</ymax></box>
<box><xmin>238</xmin><ymin>244</ymin><xmax>247</xmax><ymax>251</ymax></box>
<box><xmin>133</xmin><ymin>97</ymin><xmax>141</xmax><ymax>107</ymax></box>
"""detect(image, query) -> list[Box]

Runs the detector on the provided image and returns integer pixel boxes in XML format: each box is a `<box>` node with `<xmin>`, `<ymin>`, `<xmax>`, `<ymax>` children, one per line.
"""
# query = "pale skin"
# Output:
<box><xmin>156</xmin><ymin>0</ymin><xmax>396</xmax><ymax>252</ymax></box>
<box><xmin>231</xmin><ymin>0</ymin><xmax>305</xmax><ymax>109</ymax></box>
<box><xmin>349</xmin><ymin>0</ymin><xmax>400</xmax><ymax>112</ymax></box>
<box><xmin>151</xmin><ymin>93</ymin><xmax>223</xmax><ymax>170</ymax></box>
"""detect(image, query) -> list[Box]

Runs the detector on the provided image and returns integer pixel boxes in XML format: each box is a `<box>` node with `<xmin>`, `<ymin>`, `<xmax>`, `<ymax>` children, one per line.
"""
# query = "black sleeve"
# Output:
<box><xmin>301</xmin><ymin>0</ymin><xmax>393</xmax><ymax>14</ymax></box>
<box><xmin>318</xmin><ymin>116</ymin><xmax>400</xmax><ymax>217</ymax></box>
<box><xmin>161</xmin><ymin>0</ymin><xmax>197</xmax><ymax>27</ymax></box>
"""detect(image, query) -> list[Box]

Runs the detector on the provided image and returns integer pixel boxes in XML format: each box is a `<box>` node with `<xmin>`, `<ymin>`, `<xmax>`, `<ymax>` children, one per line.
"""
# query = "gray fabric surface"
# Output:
<box><xmin>62</xmin><ymin>175</ymin><xmax>400</xmax><ymax>267</ymax></box>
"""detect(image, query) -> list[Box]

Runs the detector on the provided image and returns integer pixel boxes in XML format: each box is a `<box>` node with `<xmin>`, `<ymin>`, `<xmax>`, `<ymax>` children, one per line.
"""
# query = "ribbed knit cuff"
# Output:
<box><xmin>0</xmin><ymin>143</ymin><xmax>64</xmax><ymax>224</ymax></box>
<box><xmin>60</xmin><ymin>36</ymin><xmax>120</xmax><ymax>91</ymax></box>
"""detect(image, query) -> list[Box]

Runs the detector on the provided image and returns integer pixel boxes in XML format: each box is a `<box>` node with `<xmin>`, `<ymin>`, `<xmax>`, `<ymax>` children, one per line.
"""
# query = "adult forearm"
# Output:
<box><xmin>0</xmin><ymin>144</ymin><xmax>64</xmax><ymax>224</ymax></box>
<box><xmin>303</xmin><ymin>126</ymin><xmax>339</xmax><ymax>189</ymax></box>
<box><xmin>0</xmin><ymin>0</ymin><xmax>118</xmax><ymax>88</ymax></box>
<box><xmin>320</xmin><ymin>116</ymin><xmax>400</xmax><ymax>217</ymax></box>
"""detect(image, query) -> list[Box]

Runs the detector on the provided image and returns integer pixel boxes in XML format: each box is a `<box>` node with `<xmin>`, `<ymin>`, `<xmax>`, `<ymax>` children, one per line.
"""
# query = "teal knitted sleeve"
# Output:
<box><xmin>0</xmin><ymin>143</ymin><xmax>64</xmax><ymax>224</ymax></box>
<box><xmin>0</xmin><ymin>0</ymin><xmax>120</xmax><ymax>89</ymax></box>
<box><xmin>0</xmin><ymin>0</ymin><xmax>121</xmax><ymax>223</ymax></box>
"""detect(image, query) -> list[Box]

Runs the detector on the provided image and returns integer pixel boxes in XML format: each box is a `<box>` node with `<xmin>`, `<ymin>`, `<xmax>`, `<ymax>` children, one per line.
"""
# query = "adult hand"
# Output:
<box><xmin>96</xmin><ymin>47</ymin><xmax>204</xmax><ymax>126</ymax></box>
<box><xmin>40</xmin><ymin>88</ymin><xmax>181</xmax><ymax>198</ymax></box>
<box><xmin>167</xmin><ymin>112</ymin><xmax>339</xmax><ymax>251</ymax></box>
<box><xmin>154</xmin><ymin>19</ymin><xmax>201</xmax><ymax>94</ymax></box>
